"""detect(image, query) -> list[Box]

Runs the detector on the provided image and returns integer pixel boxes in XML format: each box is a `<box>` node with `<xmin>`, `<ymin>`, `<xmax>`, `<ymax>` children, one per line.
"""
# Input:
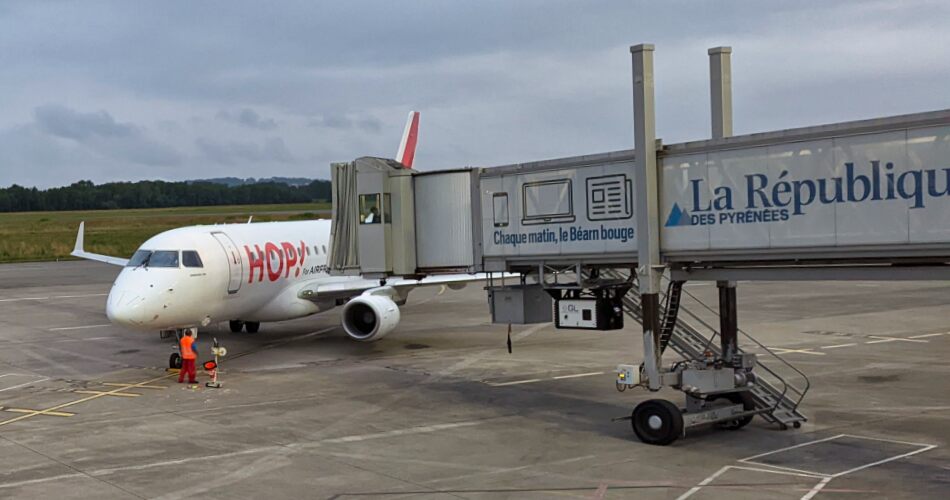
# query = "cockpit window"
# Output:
<box><xmin>126</xmin><ymin>250</ymin><xmax>179</xmax><ymax>268</ymax></box>
<box><xmin>149</xmin><ymin>251</ymin><xmax>179</xmax><ymax>267</ymax></box>
<box><xmin>182</xmin><ymin>251</ymin><xmax>203</xmax><ymax>268</ymax></box>
<box><xmin>128</xmin><ymin>250</ymin><xmax>152</xmax><ymax>267</ymax></box>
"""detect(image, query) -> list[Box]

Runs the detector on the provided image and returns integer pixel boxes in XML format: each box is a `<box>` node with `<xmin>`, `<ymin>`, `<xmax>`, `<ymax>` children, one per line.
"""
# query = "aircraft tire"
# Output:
<box><xmin>245</xmin><ymin>322</ymin><xmax>261</xmax><ymax>333</ymax></box>
<box><xmin>229</xmin><ymin>320</ymin><xmax>244</xmax><ymax>333</ymax></box>
<box><xmin>169</xmin><ymin>352</ymin><xmax>182</xmax><ymax>370</ymax></box>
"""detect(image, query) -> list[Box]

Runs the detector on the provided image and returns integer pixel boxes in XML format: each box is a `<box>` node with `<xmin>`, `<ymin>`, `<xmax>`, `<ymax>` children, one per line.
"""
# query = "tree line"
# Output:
<box><xmin>0</xmin><ymin>179</ymin><xmax>332</xmax><ymax>212</ymax></box>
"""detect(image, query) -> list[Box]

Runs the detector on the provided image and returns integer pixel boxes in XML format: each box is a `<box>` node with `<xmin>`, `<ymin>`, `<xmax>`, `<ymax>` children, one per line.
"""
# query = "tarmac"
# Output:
<box><xmin>0</xmin><ymin>260</ymin><xmax>948</xmax><ymax>499</ymax></box>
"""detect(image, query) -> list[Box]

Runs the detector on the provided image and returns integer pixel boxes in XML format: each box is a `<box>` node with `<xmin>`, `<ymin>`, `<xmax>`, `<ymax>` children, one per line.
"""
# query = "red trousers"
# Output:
<box><xmin>179</xmin><ymin>358</ymin><xmax>197</xmax><ymax>383</ymax></box>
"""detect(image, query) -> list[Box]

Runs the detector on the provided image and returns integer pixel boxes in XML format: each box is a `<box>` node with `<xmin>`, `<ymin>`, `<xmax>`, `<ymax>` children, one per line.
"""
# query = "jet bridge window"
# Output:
<box><xmin>359</xmin><ymin>194</ymin><xmax>381</xmax><ymax>224</ymax></box>
<box><xmin>182</xmin><ymin>250</ymin><xmax>203</xmax><ymax>268</ymax></box>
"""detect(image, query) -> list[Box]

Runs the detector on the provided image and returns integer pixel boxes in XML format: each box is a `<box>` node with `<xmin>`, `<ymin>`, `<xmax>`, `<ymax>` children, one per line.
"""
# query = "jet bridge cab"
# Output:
<box><xmin>106</xmin><ymin>228</ymin><xmax>223</xmax><ymax>333</ymax></box>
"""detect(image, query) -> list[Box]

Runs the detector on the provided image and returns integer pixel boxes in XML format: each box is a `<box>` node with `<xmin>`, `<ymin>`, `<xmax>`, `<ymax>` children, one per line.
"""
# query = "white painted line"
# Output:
<box><xmin>0</xmin><ymin>297</ymin><xmax>48</xmax><ymax>303</ymax></box>
<box><xmin>0</xmin><ymin>373</ymin><xmax>27</xmax><ymax>378</ymax></box>
<box><xmin>769</xmin><ymin>347</ymin><xmax>826</xmax><ymax>356</ymax></box>
<box><xmin>49</xmin><ymin>324</ymin><xmax>111</xmax><ymax>331</ymax></box>
<box><xmin>319</xmin><ymin>421</ymin><xmax>482</xmax><ymax>443</ymax></box>
<box><xmin>0</xmin><ymin>377</ymin><xmax>49</xmax><ymax>392</ymax></box>
<box><xmin>830</xmin><ymin>444</ymin><xmax>937</xmax><ymax>477</ymax></box>
<box><xmin>0</xmin><ymin>473</ymin><xmax>85</xmax><ymax>490</ymax></box>
<box><xmin>729</xmin><ymin>465</ymin><xmax>826</xmax><ymax>479</ymax></box>
<box><xmin>800</xmin><ymin>476</ymin><xmax>833</xmax><ymax>500</ymax></box>
<box><xmin>866</xmin><ymin>335</ymin><xmax>927</xmax><ymax>344</ymax></box>
<box><xmin>908</xmin><ymin>333</ymin><xmax>945</xmax><ymax>339</ymax></box>
<box><xmin>0</xmin><ymin>293</ymin><xmax>107</xmax><ymax>303</ymax></box>
<box><xmin>821</xmin><ymin>343</ymin><xmax>857</xmax><ymax>349</ymax></box>
<box><xmin>739</xmin><ymin>434</ymin><xmax>845</xmax><ymax>462</ymax></box>
<box><xmin>552</xmin><ymin>371</ymin><xmax>604</xmax><ymax>380</ymax></box>
<box><xmin>837</xmin><ymin>433</ymin><xmax>936</xmax><ymax>449</ymax></box>
<box><xmin>676</xmin><ymin>465</ymin><xmax>732</xmax><ymax>500</ymax></box>
<box><xmin>680</xmin><ymin>463</ymin><xmax>830</xmax><ymax>499</ymax></box>
<box><xmin>488</xmin><ymin>378</ymin><xmax>543</xmax><ymax>387</ymax></box>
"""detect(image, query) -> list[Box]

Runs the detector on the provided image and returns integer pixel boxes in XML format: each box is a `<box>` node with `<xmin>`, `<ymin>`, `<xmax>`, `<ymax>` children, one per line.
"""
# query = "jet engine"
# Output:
<box><xmin>341</xmin><ymin>292</ymin><xmax>401</xmax><ymax>341</ymax></box>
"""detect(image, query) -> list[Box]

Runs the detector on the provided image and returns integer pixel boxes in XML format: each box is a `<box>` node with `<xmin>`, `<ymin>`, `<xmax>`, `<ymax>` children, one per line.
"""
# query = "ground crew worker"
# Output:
<box><xmin>178</xmin><ymin>329</ymin><xmax>198</xmax><ymax>384</ymax></box>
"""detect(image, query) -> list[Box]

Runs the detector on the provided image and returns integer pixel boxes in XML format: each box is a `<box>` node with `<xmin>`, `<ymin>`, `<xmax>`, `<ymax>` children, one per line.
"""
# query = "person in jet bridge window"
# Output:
<box><xmin>178</xmin><ymin>330</ymin><xmax>198</xmax><ymax>384</ymax></box>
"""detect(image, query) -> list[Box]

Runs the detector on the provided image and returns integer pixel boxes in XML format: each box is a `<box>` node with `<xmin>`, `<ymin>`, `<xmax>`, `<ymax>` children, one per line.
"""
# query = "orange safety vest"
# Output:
<box><xmin>180</xmin><ymin>336</ymin><xmax>196</xmax><ymax>360</ymax></box>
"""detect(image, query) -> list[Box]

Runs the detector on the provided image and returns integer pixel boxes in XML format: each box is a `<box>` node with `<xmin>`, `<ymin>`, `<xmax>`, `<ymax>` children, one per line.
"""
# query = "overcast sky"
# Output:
<box><xmin>1</xmin><ymin>0</ymin><xmax>948</xmax><ymax>188</ymax></box>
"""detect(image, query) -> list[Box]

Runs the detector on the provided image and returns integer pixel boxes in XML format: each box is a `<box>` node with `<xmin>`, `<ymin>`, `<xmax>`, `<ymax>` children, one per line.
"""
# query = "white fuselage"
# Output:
<box><xmin>106</xmin><ymin>219</ymin><xmax>354</xmax><ymax>331</ymax></box>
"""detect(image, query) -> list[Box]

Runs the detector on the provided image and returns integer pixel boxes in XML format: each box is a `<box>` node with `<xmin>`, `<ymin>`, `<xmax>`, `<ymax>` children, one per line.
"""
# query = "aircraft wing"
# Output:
<box><xmin>71</xmin><ymin>222</ymin><xmax>129</xmax><ymax>266</ymax></box>
<box><xmin>298</xmin><ymin>273</ymin><xmax>517</xmax><ymax>302</ymax></box>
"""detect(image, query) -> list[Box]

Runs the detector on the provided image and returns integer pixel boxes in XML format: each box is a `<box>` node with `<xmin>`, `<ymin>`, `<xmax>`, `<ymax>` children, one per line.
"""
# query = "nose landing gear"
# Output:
<box><xmin>169</xmin><ymin>352</ymin><xmax>182</xmax><ymax>370</ymax></box>
<box><xmin>228</xmin><ymin>320</ymin><xmax>260</xmax><ymax>333</ymax></box>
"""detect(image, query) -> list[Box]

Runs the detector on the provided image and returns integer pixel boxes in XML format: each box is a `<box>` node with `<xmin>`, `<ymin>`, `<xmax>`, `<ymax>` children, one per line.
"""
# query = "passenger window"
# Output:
<box><xmin>493</xmin><ymin>193</ymin><xmax>509</xmax><ymax>227</ymax></box>
<box><xmin>322</xmin><ymin>245</ymin><xmax>327</xmax><ymax>254</ymax></box>
<box><xmin>314</xmin><ymin>245</ymin><xmax>319</xmax><ymax>255</ymax></box>
<box><xmin>182</xmin><ymin>250</ymin><xmax>203</xmax><ymax>268</ymax></box>
<box><xmin>306</xmin><ymin>246</ymin><xmax>311</xmax><ymax>256</ymax></box>
<box><xmin>359</xmin><ymin>194</ymin><xmax>381</xmax><ymax>224</ymax></box>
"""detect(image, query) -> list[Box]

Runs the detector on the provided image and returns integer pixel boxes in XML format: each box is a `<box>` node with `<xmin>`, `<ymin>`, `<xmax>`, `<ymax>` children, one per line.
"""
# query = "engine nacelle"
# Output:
<box><xmin>341</xmin><ymin>293</ymin><xmax>401</xmax><ymax>341</ymax></box>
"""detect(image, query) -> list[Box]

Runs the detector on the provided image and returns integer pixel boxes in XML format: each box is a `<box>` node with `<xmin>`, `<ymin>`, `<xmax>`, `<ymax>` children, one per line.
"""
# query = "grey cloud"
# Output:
<box><xmin>196</xmin><ymin>137</ymin><xmax>294</xmax><ymax>165</ymax></box>
<box><xmin>32</xmin><ymin>104</ymin><xmax>182</xmax><ymax>166</ymax></box>
<box><xmin>1</xmin><ymin>1</ymin><xmax>949</xmax><ymax>188</ymax></box>
<box><xmin>216</xmin><ymin>108</ymin><xmax>277</xmax><ymax>130</ymax></box>
<box><xmin>310</xmin><ymin>114</ymin><xmax>382</xmax><ymax>133</ymax></box>
<box><xmin>35</xmin><ymin>104</ymin><xmax>136</xmax><ymax>140</ymax></box>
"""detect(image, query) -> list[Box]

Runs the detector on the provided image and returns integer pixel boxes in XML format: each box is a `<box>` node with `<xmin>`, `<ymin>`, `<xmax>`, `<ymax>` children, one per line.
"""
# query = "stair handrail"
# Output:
<box><xmin>675</xmin><ymin>282</ymin><xmax>811</xmax><ymax>412</ymax></box>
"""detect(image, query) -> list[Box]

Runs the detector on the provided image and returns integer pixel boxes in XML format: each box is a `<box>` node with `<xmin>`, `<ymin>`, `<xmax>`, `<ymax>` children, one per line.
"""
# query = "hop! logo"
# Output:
<box><xmin>244</xmin><ymin>241</ymin><xmax>308</xmax><ymax>283</ymax></box>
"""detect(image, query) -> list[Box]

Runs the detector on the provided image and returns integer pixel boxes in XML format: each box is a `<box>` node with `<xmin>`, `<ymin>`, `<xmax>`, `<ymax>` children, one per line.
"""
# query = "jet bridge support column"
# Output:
<box><xmin>631</xmin><ymin>43</ymin><xmax>663</xmax><ymax>390</ymax></box>
<box><xmin>718</xmin><ymin>280</ymin><xmax>738</xmax><ymax>363</ymax></box>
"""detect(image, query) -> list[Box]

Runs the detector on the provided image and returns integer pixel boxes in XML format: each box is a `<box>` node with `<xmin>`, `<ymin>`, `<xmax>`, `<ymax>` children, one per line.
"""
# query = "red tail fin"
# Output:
<box><xmin>396</xmin><ymin>111</ymin><xmax>420</xmax><ymax>168</ymax></box>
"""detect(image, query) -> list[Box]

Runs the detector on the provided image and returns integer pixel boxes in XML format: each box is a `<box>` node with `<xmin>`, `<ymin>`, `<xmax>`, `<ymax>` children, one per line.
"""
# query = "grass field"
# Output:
<box><xmin>0</xmin><ymin>203</ymin><xmax>330</xmax><ymax>263</ymax></box>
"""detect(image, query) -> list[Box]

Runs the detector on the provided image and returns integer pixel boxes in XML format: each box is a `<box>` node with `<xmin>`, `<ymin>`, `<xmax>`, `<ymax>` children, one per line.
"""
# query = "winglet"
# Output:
<box><xmin>73</xmin><ymin>221</ymin><xmax>85</xmax><ymax>254</ymax></box>
<box><xmin>395</xmin><ymin>111</ymin><xmax>420</xmax><ymax>168</ymax></box>
<box><xmin>70</xmin><ymin>221</ymin><xmax>130</xmax><ymax>266</ymax></box>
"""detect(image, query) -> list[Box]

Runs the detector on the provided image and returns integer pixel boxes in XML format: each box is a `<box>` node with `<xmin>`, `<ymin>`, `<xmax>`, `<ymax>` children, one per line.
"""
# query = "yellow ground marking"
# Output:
<box><xmin>0</xmin><ymin>372</ymin><xmax>176</xmax><ymax>428</ymax></box>
<box><xmin>3</xmin><ymin>408</ymin><xmax>75</xmax><ymax>417</ymax></box>
<box><xmin>866</xmin><ymin>335</ymin><xmax>928</xmax><ymax>344</ymax></box>
<box><xmin>101</xmin><ymin>382</ymin><xmax>166</xmax><ymax>390</ymax></box>
<box><xmin>73</xmin><ymin>390</ymin><xmax>141</xmax><ymax>397</ymax></box>
<box><xmin>769</xmin><ymin>347</ymin><xmax>826</xmax><ymax>356</ymax></box>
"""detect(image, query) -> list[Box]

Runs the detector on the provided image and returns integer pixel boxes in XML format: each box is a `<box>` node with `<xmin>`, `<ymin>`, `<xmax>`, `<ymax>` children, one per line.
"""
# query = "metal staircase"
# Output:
<box><xmin>605</xmin><ymin>270</ymin><xmax>809</xmax><ymax>429</ymax></box>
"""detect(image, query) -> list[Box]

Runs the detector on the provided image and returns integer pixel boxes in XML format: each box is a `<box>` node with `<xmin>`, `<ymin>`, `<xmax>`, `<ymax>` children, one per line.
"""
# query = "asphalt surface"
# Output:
<box><xmin>0</xmin><ymin>260</ymin><xmax>948</xmax><ymax>499</ymax></box>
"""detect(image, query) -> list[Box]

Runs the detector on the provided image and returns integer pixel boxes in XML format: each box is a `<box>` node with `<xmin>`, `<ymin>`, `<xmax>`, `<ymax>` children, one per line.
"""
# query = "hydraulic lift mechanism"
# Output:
<box><xmin>329</xmin><ymin>43</ymin><xmax>950</xmax><ymax>445</ymax></box>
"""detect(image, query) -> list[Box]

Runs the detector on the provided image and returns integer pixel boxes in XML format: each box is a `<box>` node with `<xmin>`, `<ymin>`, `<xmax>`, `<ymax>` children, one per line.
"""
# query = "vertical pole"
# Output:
<box><xmin>631</xmin><ymin>43</ymin><xmax>663</xmax><ymax>390</ymax></box>
<box><xmin>711</xmin><ymin>47</ymin><xmax>736</xmax><ymax>365</ymax></box>
<box><xmin>708</xmin><ymin>46</ymin><xmax>733</xmax><ymax>139</ymax></box>
<box><xmin>718</xmin><ymin>280</ymin><xmax>738</xmax><ymax>364</ymax></box>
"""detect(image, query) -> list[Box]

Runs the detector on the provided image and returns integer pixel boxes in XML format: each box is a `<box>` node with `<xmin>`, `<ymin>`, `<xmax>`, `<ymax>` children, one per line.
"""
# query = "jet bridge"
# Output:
<box><xmin>329</xmin><ymin>43</ymin><xmax>950</xmax><ymax>445</ymax></box>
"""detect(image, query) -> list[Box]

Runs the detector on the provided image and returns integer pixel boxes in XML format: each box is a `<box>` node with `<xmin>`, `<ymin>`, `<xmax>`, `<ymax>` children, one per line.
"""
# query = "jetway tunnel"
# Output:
<box><xmin>327</xmin><ymin>43</ymin><xmax>950</xmax><ymax>445</ymax></box>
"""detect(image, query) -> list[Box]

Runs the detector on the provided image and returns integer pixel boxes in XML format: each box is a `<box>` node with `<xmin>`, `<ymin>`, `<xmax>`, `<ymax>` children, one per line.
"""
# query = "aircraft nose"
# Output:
<box><xmin>106</xmin><ymin>288</ymin><xmax>148</xmax><ymax>326</ymax></box>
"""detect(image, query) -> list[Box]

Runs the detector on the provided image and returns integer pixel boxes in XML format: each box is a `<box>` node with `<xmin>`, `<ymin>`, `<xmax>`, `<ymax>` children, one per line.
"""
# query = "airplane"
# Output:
<box><xmin>71</xmin><ymin>111</ymin><xmax>495</xmax><ymax>367</ymax></box>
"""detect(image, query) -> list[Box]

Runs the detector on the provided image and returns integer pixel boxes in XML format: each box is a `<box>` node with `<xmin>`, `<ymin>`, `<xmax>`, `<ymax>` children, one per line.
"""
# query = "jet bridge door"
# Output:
<box><xmin>211</xmin><ymin>232</ymin><xmax>243</xmax><ymax>294</ymax></box>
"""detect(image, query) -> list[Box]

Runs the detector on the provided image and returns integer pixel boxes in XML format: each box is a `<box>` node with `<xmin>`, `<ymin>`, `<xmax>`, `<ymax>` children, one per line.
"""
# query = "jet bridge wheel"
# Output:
<box><xmin>245</xmin><ymin>322</ymin><xmax>260</xmax><ymax>333</ymax></box>
<box><xmin>229</xmin><ymin>320</ymin><xmax>244</xmax><ymax>333</ymax></box>
<box><xmin>632</xmin><ymin>399</ymin><xmax>684</xmax><ymax>446</ymax></box>
<box><xmin>708</xmin><ymin>392</ymin><xmax>754</xmax><ymax>430</ymax></box>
